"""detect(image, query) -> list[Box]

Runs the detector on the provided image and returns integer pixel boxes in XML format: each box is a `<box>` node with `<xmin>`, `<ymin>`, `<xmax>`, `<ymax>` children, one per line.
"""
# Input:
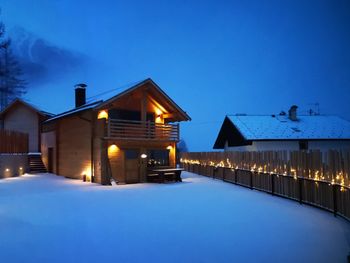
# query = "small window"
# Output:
<box><xmin>147</xmin><ymin>149</ymin><xmax>170</xmax><ymax>167</ymax></box>
<box><xmin>125</xmin><ymin>149</ymin><xmax>139</xmax><ymax>159</ymax></box>
<box><xmin>299</xmin><ymin>140</ymin><xmax>308</xmax><ymax>150</ymax></box>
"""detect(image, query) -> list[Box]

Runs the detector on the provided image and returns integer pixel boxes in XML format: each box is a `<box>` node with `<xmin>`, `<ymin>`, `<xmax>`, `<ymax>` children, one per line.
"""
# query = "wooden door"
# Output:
<box><xmin>48</xmin><ymin>147</ymin><xmax>54</xmax><ymax>173</ymax></box>
<box><xmin>125</xmin><ymin>149</ymin><xmax>140</xmax><ymax>183</ymax></box>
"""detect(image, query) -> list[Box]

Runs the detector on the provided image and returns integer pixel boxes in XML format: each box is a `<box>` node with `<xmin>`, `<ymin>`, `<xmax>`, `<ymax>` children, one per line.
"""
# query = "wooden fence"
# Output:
<box><xmin>180</xmin><ymin>151</ymin><xmax>350</xmax><ymax>221</ymax></box>
<box><xmin>0</xmin><ymin>129</ymin><xmax>28</xmax><ymax>153</ymax></box>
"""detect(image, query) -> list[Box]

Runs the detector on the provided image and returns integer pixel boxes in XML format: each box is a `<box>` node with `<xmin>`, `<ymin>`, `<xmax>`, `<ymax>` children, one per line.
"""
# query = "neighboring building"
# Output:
<box><xmin>0</xmin><ymin>99</ymin><xmax>53</xmax><ymax>152</ymax></box>
<box><xmin>41</xmin><ymin>78</ymin><xmax>191</xmax><ymax>185</ymax></box>
<box><xmin>214</xmin><ymin>106</ymin><xmax>350</xmax><ymax>152</ymax></box>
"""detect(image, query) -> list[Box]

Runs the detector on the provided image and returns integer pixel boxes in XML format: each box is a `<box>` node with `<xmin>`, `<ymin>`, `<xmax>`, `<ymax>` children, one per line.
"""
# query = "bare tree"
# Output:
<box><xmin>0</xmin><ymin>12</ymin><xmax>26</xmax><ymax>110</ymax></box>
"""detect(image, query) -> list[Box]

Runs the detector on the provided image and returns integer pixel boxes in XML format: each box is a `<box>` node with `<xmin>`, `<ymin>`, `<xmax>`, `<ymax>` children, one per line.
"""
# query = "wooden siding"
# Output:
<box><xmin>108</xmin><ymin>144</ymin><xmax>125</xmax><ymax>184</ymax></box>
<box><xmin>107</xmin><ymin>140</ymin><xmax>176</xmax><ymax>184</ymax></box>
<box><xmin>0</xmin><ymin>129</ymin><xmax>28</xmax><ymax>153</ymax></box>
<box><xmin>3</xmin><ymin>103</ymin><xmax>40</xmax><ymax>152</ymax></box>
<box><xmin>93</xmin><ymin>119</ymin><xmax>107</xmax><ymax>184</ymax></box>
<box><xmin>58</xmin><ymin>113</ymin><xmax>92</xmax><ymax>180</ymax></box>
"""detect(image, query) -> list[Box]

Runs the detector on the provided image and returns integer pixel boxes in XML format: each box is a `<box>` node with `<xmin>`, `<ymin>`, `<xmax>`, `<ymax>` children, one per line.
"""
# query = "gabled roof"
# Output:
<box><xmin>45</xmin><ymin>78</ymin><xmax>191</xmax><ymax>123</ymax></box>
<box><xmin>0</xmin><ymin>98</ymin><xmax>53</xmax><ymax>118</ymax></box>
<box><xmin>214</xmin><ymin>114</ymin><xmax>350</xmax><ymax>149</ymax></box>
<box><xmin>44</xmin><ymin>100</ymin><xmax>102</xmax><ymax>123</ymax></box>
<box><xmin>95</xmin><ymin>78</ymin><xmax>191</xmax><ymax>121</ymax></box>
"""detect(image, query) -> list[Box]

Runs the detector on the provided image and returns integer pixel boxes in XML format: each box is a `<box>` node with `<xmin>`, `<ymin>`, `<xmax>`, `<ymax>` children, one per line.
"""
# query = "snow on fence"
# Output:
<box><xmin>180</xmin><ymin>150</ymin><xmax>350</xmax><ymax>221</ymax></box>
<box><xmin>0</xmin><ymin>129</ymin><xmax>28</xmax><ymax>153</ymax></box>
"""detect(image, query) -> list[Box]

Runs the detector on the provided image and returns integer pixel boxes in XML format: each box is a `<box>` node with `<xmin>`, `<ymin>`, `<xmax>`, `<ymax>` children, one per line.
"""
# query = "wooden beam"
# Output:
<box><xmin>162</xmin><ymin>113</ymin><xmax>175</xmax><ymax>119</ymax></box>
<box><xmin>141</xmin><ymin>89</ymin><xmax>148</xmax><ymax>122</ymax></box>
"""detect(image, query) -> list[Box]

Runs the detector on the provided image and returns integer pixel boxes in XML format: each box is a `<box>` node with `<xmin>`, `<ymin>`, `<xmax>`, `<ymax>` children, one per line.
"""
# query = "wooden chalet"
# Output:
<box><xmin>41</xmin><ymin>78</ymin><xmax>191</xmax><ymax>185</ymax></box>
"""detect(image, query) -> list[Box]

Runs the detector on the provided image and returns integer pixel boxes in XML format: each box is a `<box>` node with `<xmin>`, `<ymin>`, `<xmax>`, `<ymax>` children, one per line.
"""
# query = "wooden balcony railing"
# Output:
<box><xmin>107</xmin><ymin>119</ymin><xmax>179</xmax><ymax>141</ymax></box>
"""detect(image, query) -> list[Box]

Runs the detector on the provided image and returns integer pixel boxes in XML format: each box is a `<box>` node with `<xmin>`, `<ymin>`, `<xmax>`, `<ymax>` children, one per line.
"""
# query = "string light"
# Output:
<box><xmin>180</xmin><ymin>157</ymin><xmax>348</xmax><ymax>187</ymax></box>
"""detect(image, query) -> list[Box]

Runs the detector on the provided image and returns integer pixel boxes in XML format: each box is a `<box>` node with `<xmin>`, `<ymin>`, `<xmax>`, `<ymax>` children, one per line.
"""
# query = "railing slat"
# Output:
<box><xmin>107</xmin><ymin>119</ymin><xmax>179</xmax><ymax>141</ymax></box>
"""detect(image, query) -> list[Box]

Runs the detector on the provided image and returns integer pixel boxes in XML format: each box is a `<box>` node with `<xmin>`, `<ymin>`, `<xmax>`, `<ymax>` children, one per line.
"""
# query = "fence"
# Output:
<box><xmin>0</xmin><ymin>129</ymin><xmax>29</xmax><ymax>153</ymax></box>
<box><xmin>180</xmin><ymin>151</ymin><xmax>350</xmax><ymax>221</ymax></box>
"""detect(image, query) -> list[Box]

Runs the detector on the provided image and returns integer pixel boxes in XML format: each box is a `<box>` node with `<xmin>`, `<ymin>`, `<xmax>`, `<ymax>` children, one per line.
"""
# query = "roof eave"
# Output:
<box><xmin>94</xmin><ymin>78</ymin><xmax>191</xmax><ymax>122</ymax></box>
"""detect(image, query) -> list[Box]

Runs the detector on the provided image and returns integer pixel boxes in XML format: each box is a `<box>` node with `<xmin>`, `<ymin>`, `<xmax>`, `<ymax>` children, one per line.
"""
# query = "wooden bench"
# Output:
<box><xmin>147</xmin><ymin>168</ymin><xmax>184</xmax><ymax>183</ymax></box>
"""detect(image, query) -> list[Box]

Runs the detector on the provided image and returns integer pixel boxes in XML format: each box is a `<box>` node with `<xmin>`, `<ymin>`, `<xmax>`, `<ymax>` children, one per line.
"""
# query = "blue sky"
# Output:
<box><xmin>1</xmin><ymin>0</ymin><xmax>350</xmax><ymax>151</ymax></box>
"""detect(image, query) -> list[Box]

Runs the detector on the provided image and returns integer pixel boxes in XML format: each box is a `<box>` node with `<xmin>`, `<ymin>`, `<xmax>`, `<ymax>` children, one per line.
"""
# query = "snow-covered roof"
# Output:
<box><xmin>45</xmin><ymin>100</ymin><xmax>102</xmax><ymax>123</ymax></box>
<box><xmin>0</xmin><ymin>98</ymin><xmax>53</xmax><ymax>117</ymax></box>
<box><xmin>227</xmin><ymin>115</ymin><xmax>350</xmax><ymax>140</ymax></box>
<box><xmin>45</xmin><ymin>78</ymin><xmax>190</xmax><ymax>123</ymax></box>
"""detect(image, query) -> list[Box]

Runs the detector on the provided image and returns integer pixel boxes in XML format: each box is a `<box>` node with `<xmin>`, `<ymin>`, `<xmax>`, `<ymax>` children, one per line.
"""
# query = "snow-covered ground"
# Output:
<box><xmin>0</xmin><ymin>172</ymin><xmax>349</xmax><ymax>263</ymax></box>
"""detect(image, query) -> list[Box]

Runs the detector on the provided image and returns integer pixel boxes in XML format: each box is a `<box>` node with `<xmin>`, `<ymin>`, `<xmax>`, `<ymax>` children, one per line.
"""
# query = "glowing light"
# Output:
<box><xmin>82</xmin><ymin>166</ymin><xmax>92</xmax><ymax>182</ymax></box>
<box><xmin>141</xmin><ymin>154</ymin><xmax>147</xmax><ymax>159</ymax></box>
<box><xmin>5</xmin><ymin>168</ymin><xmax>9</xmax><ymax>172</ymax></box>
<box><xmin>166</xmin><ymin>145</ymin><xmax>173</xmax><ymax>150</ymax></box>
<box><xmin>97</xmin><ymin>110</ymin><xmax>108</xmax><ymax>119</ymax></box>
<box><xmin>108</xmin><ymin>144</ymin><xmax>119</xmax><ymax>156</ymax></box>
<box><xmin>155</xmin><ymin>108</ymin><xmax>163</xmax><ymax>116</ymax></box>
<box><xmin>19</xmin><ymin>167</ymin><xmax>23</xmax><ymax>170</ymax></box>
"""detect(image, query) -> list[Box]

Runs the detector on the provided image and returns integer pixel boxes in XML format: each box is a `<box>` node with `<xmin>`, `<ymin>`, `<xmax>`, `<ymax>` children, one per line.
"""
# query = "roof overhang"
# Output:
<box><xmin>94</xmin><ymin>78</ymin><xmax>191</xmax><ymax>122</ymax></box>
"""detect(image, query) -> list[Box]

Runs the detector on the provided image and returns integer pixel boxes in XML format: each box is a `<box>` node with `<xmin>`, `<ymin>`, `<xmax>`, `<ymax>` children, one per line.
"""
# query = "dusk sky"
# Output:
<box><xmin>1</xmin><ymin>0</ymin><xmax>350</xmax><ymax>151</ymax></box>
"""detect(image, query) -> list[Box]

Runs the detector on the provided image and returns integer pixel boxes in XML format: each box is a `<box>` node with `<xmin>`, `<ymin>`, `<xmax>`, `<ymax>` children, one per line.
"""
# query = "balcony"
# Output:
<box><xmin>107</xmin><ymin>119</ymin><xmax>179</xmax><ymax>141</ymax></box>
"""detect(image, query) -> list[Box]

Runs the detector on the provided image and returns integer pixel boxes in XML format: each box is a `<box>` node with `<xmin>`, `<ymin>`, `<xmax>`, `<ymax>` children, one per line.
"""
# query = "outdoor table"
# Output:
<box><xmin>150</xmin><ymin>168</ymin><xmax>184</xmax><ymax>183</ymax></box>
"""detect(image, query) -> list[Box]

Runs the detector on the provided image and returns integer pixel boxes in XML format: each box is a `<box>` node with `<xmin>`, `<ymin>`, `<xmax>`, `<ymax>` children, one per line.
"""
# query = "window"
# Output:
<box><xmin>125</xmin><ymin>149</ymin><xmax>139</xmax><ymax>159</ymax></box>
<box><xmin>147</xmin><ymin>149</ymin><xmax>169</xmax><ymax>167</ymax></box>
<box><xmin>299</xmin><ymin>140</ymin><xmax>308</xmax><ymax>150</ymax></box>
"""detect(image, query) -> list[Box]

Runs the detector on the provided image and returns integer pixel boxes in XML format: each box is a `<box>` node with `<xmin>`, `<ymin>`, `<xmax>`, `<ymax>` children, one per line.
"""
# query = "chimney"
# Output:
<box><xmin>288</xmin><ymin>105</ymin><xmax>298</xmax><ymax>121</ymax></box>
<box><xmin>75</xmin><ymin>83</ymin><xmax>87</xmax><ymax>108</ymax></box>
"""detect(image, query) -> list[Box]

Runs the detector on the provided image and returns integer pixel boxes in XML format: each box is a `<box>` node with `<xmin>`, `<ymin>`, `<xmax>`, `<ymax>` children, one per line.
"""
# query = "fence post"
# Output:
<box><xmin>250</xmin><ymin>171</ymin><xmax>253</xmax><ymax>190</ymax></box>
<box><xmin>298</xmin><ymin>177</ymin><xmax>303</xmax><ymax>205</ymax></box>
<box><xmin>271</xmin><ymin>174</ymin><xmax>275</xmax><ymax>195</ymax></box>
<box><xmin>234</xmin><ymin>169</ymin><xmax>238</xmax><ymax>184</ymax></box>
<box><xmin>333</xmin><ymin>184</ymin><xmax>338</xmax><ymax>217</ymax></box>
<box><xmin>223</xmin><ymin>167</ymin><xmax>226</xmax><ymax>181</ymax></box>
<box><xmin>213</xmin><ymin>166</ymin><xmax>217</xmax><ymax>179</ymax></box>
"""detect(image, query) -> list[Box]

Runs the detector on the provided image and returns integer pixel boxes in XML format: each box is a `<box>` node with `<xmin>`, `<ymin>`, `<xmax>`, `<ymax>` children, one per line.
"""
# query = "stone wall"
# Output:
<box><xmin>0</xmin><ymin>154</ymin><xmax>28</xmax><ymax>179</ymax></box>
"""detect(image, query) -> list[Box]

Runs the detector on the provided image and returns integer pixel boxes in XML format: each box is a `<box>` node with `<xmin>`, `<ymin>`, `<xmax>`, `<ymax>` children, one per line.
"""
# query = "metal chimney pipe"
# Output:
<box><xmin>288</xmin><ymin>105</ymin><xmax>298</xmax><ymax>121</ymax></box>
<box><xmin>75</xmin><ymin>83</ymin><xmax>87</xmax><ymax>108</ymax></box>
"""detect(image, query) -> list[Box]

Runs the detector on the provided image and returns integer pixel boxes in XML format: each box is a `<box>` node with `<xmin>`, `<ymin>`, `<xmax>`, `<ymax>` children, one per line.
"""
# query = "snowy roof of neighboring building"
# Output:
<box><xmin>44</xmin><ymin>100</ymin><xmax>102</xmax><ymax>123</ymax></box>
<box><xmin>226</xmin><ymin>114</ymin><xmax>350</xmax><ymax>140</ymax></box>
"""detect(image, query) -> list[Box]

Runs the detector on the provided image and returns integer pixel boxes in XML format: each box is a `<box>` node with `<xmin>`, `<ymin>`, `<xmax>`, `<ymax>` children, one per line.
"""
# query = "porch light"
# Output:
<box><xmin>97</xmin><ymin>110</ymin><xmax>108</xmax><ymax>119</ymax></box>
<box><xmin>5</xmin><ymin>168</ymin><xmax>9</xmax><ymax>172</ymax></box>
<box><xmin>108</xmin><ymin>144</ymin><xmax>119</xmax><ymax>156</ymax></box>
<box><xmin>155</xmin><ymin>108</ymin><xmax>163</xmax><ymax>116</ymax></box>
<box><xmin>141</xmin><ymin>154</ymin><xmax>148</xmax><ymax>159</ymax></box>
<box><xmin>167</xmin><ymin>145</ymin><xmax>173</xmax><ymax>150</ymax></box>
